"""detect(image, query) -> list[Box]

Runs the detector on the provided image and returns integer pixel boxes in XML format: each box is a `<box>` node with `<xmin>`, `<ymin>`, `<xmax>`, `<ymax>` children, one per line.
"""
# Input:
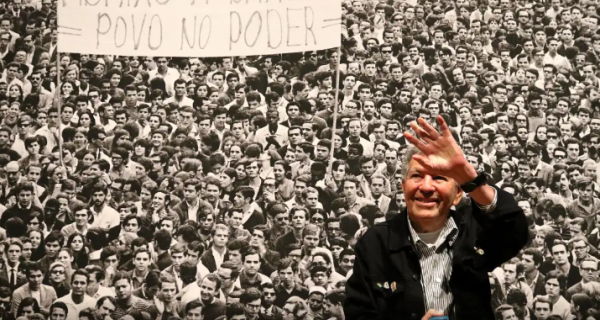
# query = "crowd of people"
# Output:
<box><xmin>0</xmin><ymin>0</ymin><xmax>598</xmax><ymax>319</ymax></box>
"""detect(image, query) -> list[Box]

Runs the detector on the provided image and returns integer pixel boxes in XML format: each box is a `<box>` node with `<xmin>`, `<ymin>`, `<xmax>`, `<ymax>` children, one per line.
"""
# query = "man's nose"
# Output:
<box><xmin>419</xmin><ymin>176</ymin><xmax>435</xmax><ymax>192</ymax></box>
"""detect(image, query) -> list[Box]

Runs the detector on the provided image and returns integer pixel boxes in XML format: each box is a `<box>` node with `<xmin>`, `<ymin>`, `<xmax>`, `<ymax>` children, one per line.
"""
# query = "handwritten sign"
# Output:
<box><xmin>58</xmin><ymin>0</ymin><xmax>342</xmax><ymax>56</ymax></box>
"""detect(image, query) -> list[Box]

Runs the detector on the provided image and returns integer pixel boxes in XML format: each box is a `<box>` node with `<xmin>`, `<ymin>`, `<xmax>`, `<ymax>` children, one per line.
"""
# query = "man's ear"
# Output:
<box><xmin>452</xmin><ymin>186</ymin><xmax>463</xmax><ymax>206</ymax></box>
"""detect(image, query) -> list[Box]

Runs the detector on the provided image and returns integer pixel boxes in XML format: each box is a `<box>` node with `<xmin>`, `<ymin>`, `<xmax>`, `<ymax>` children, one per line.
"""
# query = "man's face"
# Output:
<box><xmin>213</xmin><ymin>75</ymin><xmax>224</xmax><ymax>87</ymax></box>
<box><xmin>97</xmin><ymin>299</ymin><xmax>116</xmax><ymax>318</ymax></box>
<box><xmin>520</xmin><ymin>254</ymin><xmax>536</xmax><ymax>272</ymax></box>
<box><xmin>501</xmin><ymin>309</ymin><xmax>517</xmax><ymax>320</ymax></box>
<box><xmin>160</xmin><ymin>220</ymin><xmax>174</xmax><ymax>233</ymax></box>
<box><xmin>342</xmin><ymin>180</ymin><xmax>358</xmax><ymax>198</ymax></box>
<box><xmin>361</xmin><ymin>160</ymin><xmax>375</xmax><ymax>177</ymax></box>
<box><xmin>0</xmin><ymin>20</ymin><xmax>10</xmax><ymax>32</ymax></box>
<box><xmin>274</xmin><ymin>213</ymin><xmax>289</xmax><ymax>229</ymax></box>
<box><xmin>74</xmin><ymin>209</ymin><xmax>88</xmax><ymax>226</ymax></box>
<box><xmin>327</xmin><ymin>221</ymin><xmax>340</xmax><ymax>238</ymax></box>
<box><xmin>279</xmin><ymin>266</ymin><xmax>295</xmax><ymax>286</ymax></box>
<box><xmin>160</xmin><ymin>282</ymin><xmax>177</xmax><ymax>303</ymax></box>
<box><xmin>243</xmin><ymin>253</ymin><xmax>261</xmax><ymax>275</ymax></box>
<box><xmin>304</xmin><ymin>233</ymin><xmax>319</xmax><ymax>250</ymax></box>
<box><xmin>152</xmin><ymin>192</ymin><xmax>167</xmax><ymax>211</ymax></box>
<box><xmin>213</xmin><ymin>229</ymin><xmax>229</xmax><ymax>247</ymax></box>
<box><xmin>0</xmin><ymin>130</ymin><xmax>8</xmax><ymax>147</ymax></box>
<box><xmin>50</xmin><ymin>307</ymin><xmax>67</xmax><ymax>320</ymax></box>
<box><xmin>93</xmin><ymin>190</ymin><xmax>106</xmax><ymax>206</ymax></box>
<box><xmin>72</xmin><ymin>274</ymin><xmax>88</xmax><ymax>296</ymax></box>
<box><xmin>316</xmin><ymin>146</ymin><xmax>329</xmax><ymax>160</ymax></box>
<box><xmin>115</xmin><ymin>279</ymin><xmax>132</xmax><ymax>301</ymax></box>
<box><xmin>200</xmin><ymin>278</ymin><xmax>217</xmax><ymax>302</ymax></box>
<box><xmin>567</xmin><ymin>143</ymin><xmax>580</xmax><ymax>160</ymax></box>
<box><xmin>534</xmin><ymin>302</ymin><xmax>550</xmax><ymax>320</ymax></box>
<box><xmin>6</xmin><ymin>244</ymin><xmax>20</xmax><ymax>264</ymax></box>
<box><xmin>503</xmin><ymin>263</ymin><xmax>518</xmax><ymax>284</ymax></box>
<box><xmin>545</xmin><ymin>278</ymin><xmax>561</xmax><ymax>297</ymax></box>
<box><xmin>348</xmin><ymin>120</ymin><xmax>361</xmax><ymax>137</ymax></box>
<box><xmin>401</xmin><ymin>160</ymin><xmax>462</xmax><ymax>223</ymax></box>
<box><xmin>560</xmin><ymin>124</ymin><xmax>573</xmax><ymax>139</ymax></box>
<box><xmin>552</xmin><ymin>244</ymin><xmax>569</xmax><ymax>265</ymax></box>
<box><xmin>305</xmin><ymin>191</ymin><xmax>319</xmax><ymax>208</ymax></box>
<box><xmin>580</xmin><ymin>260</ymin><xmax>598</xmax><ymax>282</ymax></box>
<box><xmin>134</xmin><ymin>252</ymin><xmax>151</xmax><ymax>271</ymax></box>
<box><xmin>28</xmin><ymin>270</ymin><xmax>43</xmax><ymax>288</ymax></box>
<box><xmin>205</xmin><ymin>184</ymin><xmax>220</xmax><ymax>203</ymax></box>
<box><xmin>580</xmin><ymin>184</ymin><xmax>594</xmax><ymax>203</ymax></box>
<box><xmin>7</xmin><ymin>165</ymin><xmax>20</xmax><ymax>185</ymax></box>
<box><xmin>18</xmin><ymin>190</ymin><xmax>32</xmax><ymax>207</ymax></box>
<box><xmin>385</xmin><ymin>124</ymin><xmax>400</xmax><ymax>139</ymax></box>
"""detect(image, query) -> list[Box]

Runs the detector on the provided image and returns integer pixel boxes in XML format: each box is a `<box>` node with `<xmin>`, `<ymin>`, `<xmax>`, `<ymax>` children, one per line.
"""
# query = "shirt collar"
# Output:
<box><xmin>5</xmin><ymin>262</ymin><xmax>18</xmax><ymax>271</ymax></box>
<box><xmin>407</xmin><ymin>214</ymin><xmax>459</xmax><ymax>249</ymax></box>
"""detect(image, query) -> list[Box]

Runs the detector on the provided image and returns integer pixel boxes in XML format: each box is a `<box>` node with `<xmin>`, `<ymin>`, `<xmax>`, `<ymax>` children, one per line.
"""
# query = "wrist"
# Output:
<box><xmin>454</xmin><ymin>164</ymin><xmax>479</xmax><ymax>186</ymax></box>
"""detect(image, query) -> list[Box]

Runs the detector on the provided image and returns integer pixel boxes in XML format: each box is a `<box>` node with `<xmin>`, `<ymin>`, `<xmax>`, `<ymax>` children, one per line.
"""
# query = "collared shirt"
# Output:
<box><xmin>212</xmin><ymin>247</ymin><xmax>226</xmax><ymax>271</ymax></box>
<box><xmin>6</xmin><ymin>262</ymin><xmax>18</xmax><ymax>285</ymax></box>
<box><xmin>408</xmin><ymin>215</ymin><xmax>459</xmax><ymax>316</ymax></box>
<box><xmin>89</xmin><ymin>205</ymin><xmax>120</xmax><ymax>232</ymax></box>
<box><xmin>131</xmin><ymin>270</ymin><xmax>149</xmax><ymax>290</ymax></box>
<box><xmin>187</xmin><ymin>200</ymin><xmax>200</xmax><ymax>222</ymax></box>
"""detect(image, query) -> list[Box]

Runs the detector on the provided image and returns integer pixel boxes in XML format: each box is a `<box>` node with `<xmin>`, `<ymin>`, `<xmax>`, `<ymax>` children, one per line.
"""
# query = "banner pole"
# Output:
<box><xmin>327</xmin><ymin>46</ymin><xmax>342</xmax><ymax>175</ymax></box>
<box><xmin>56</xmin><ymin>37</ymin><xmax>63</xmax><ymax>167</ymax></box>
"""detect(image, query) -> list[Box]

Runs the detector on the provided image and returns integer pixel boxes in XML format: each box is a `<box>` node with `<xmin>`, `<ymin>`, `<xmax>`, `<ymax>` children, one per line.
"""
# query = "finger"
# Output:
<box><xmin>422</xmin><ymin>309</ymin><xmax>444</xmax><ymax>320</ymax></box>
<box><xmin>418</xmin><ymin>118</ymin><xmax>441</xmax><ymax>140</ymax></box>
<box><xmin>409</xmin><ymin>121</ymin><xmax>433</xmax><ymax>140</ymax></box>
<box><xmin>437</xmin><ymin>115</ymin><xmax>452</xmax><ymax>138</ymax></box>
<box><xmin>412</xmin><ymin>154</ymin><xmax>433</xmax><ymax>170</ymax></box>
<box><xmin>404</xmin><ymin>132</ymin><xmax>431</xmax><ymax>153</ymax></box>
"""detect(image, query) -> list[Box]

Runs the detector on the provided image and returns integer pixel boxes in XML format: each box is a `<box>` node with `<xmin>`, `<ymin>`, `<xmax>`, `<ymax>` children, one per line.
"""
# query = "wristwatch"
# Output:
<box><xmin>460</xmin><ymin>171</ymin><xmax>488</xmax><ymax>193</ymax></box>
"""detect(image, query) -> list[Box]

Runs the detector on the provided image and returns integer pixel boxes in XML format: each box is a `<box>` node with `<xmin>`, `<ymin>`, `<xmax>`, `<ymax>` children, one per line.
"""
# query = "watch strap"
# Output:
<box><xmin>460</xmin><ymin>171</ymin><xmax>487</xmax><ymax>193</ymax></box>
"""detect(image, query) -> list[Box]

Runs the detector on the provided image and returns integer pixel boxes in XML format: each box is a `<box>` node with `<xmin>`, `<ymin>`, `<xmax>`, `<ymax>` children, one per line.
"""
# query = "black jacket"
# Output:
<box><xmin>344</xmin><ymin>187</ymin><xmax>528</xmax><ymax>320</ymax></box>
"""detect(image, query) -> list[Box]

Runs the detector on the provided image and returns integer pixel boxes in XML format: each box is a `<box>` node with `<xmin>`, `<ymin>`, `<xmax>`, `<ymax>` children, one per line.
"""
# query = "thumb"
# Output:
<box><xmin>422</xmin><ymin>310</ymin><xmax>445</xmax><ymax>320</ymax></box>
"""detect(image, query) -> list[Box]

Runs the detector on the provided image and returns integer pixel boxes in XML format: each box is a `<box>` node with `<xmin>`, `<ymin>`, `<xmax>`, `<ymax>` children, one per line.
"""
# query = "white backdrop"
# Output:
<box><xmin>58</xmin><ymin>0</ymin><xmax>342</xmax><ymax>56</ymax></box>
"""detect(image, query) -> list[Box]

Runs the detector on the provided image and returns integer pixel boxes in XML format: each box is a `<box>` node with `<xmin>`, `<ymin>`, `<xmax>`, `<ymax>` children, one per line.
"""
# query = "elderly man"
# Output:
<box><xmin>344</xmin><ymin>116</ymin><xmax>528</xmax><ymax>320</ymax></box>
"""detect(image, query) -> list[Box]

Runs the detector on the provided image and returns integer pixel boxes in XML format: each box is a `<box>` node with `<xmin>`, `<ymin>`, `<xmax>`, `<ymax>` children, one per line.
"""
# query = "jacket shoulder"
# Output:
<box><xmin>355</xmin><ymin>221</ymin><xmax>391</xmax><ymax>248</ymax></box>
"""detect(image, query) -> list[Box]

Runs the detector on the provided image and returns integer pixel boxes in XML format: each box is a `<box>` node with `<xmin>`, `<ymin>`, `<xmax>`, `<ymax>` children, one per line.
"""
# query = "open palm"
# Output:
<box><xmin>404</xmin><ymin>116</ymin><xmax>470</xmax><ymax>180</ymax></box>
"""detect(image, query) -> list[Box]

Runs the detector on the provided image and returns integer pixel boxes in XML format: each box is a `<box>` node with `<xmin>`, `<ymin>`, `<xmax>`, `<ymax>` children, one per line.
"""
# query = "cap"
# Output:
<box><xmin>49</xmin><ymin>261</ymin><xmax>64</xmax><ymax>271</ymax></box>
<box><xmin>309</xmin><ymin>286</ymin><xmax>327</xmax><ymax>295</ymax></box>
<box><xmin>18</xmin><ymin>115</ymin><xmax>32</xmax><ymax>125</ymax></box>
<box><xmin>6</xmin><ymin>161</ymin><xmax>19</xmax><ymax>172</ymax></box>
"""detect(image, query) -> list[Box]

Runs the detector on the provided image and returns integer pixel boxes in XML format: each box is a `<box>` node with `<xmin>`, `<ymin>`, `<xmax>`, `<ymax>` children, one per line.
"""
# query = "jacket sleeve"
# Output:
<box><xmin>343</xmin><ymin>233</ymin><xmax>380</xmax><ymax>320</ymax></box>
<box><xmin>472</xmin><ymin>186</ymin><xmax>528</xmax><ymax>271</ymax></box>
<box><xmin>11</xmin><ymin>290</ymin><xmax>21</xmax><ymax>316</ymax></box>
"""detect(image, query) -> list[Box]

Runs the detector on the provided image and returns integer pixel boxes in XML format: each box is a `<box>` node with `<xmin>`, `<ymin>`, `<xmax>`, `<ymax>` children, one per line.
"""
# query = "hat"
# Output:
<box><xmin>309</xmin><ymin>286</ymin><xmax>327</xmax><ymax>295</ymax></box>
<box><xmin>18</xmin><ymin>115</ymin><xmax>32</xmax><ymax>125</ymax></box>
<box><xmin>6</xmin><ymin>161</ymin><xmax>19</xmax><ymax>172</ymax></box>
<box><xmin>49</xmin><ymin>261</ymin><xmax>65</xmax><ymax>271</ymax></box>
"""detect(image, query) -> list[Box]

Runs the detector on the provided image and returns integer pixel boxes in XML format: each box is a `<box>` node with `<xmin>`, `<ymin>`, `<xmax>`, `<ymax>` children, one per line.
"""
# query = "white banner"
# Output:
<box><xmin>58</xmin><ymin>0</ymin><xmax>342</xmax><ymax>57</ymax></box>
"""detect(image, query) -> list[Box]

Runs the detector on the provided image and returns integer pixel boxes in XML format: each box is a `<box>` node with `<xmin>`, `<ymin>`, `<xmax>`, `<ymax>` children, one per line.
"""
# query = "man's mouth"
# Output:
<box><xmin>414</xmin><ymin>197</ymin><xmax>440</xmax><ymax>205</ymax></box>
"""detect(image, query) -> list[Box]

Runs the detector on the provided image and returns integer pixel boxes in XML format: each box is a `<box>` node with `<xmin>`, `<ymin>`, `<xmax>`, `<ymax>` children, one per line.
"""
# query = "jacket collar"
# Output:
<box><xmin>388</xmin><ymin>208</ymin><xmax>466</xmax><ymax>251</ymax></box>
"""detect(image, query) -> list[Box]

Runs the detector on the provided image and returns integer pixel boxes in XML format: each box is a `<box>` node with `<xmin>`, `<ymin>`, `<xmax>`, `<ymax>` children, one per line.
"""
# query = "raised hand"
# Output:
<box><xmin>403</xmin><ymin>115</ymin><xmax>476</xmax><ymax>185</ymax></box>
